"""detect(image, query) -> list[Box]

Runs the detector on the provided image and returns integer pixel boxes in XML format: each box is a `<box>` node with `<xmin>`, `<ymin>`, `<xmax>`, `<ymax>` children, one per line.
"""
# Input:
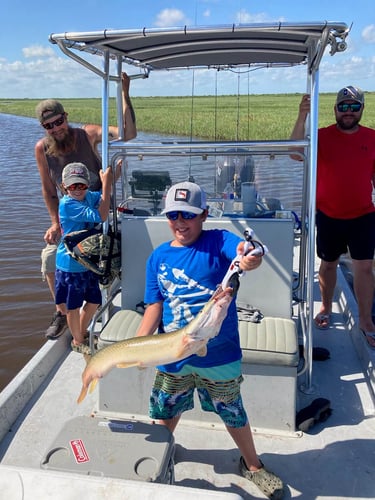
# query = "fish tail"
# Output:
<box><xmin>88</xmin><ymin>378</ymin><xmax>99</xmax><ymax>395</ymax></box>
<box><xmin>77</xmin><ymin>386</ymin><xmax>88</xmax><ymax>404</ymax></box>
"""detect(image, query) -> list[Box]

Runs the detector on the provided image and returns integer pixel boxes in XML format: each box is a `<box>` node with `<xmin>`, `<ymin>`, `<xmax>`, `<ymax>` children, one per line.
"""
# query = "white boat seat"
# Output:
<box><xmin>239</xmin><ymin>317</ymin><xmax>299</xmax><ymax>367</ymax></box>
<box><xmin>98</xmin><ymin>310</ymin><xmax>145</xmax><ymax>348</ymax></box>
<box><xmin>97</xmin><ymin>310</ymin><xmax>299</xmax><ymax>434</ymax></box>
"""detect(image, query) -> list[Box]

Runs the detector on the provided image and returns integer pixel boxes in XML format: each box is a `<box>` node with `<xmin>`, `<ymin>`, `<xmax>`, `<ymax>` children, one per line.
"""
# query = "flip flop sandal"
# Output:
<box><xmin>239</xmin><ymin>456</ymin><xmax>284</xmax><ymax>499</ymax></box>
<box><xmin>296</xmin><ymin>397</ymin><xmax>332</xmax><ymax>432</ymax></box>
<box><xmin>360</xmin><ymin>329</ymin><xmax>375</xmax><ymax>350</ymax></box>
<box><xmin>312</xmin><ymin>346</ymin><xmax>330</xmax><ymax>361</ymax></box>
<box><xmin>314</xmin><ymin>313</ymin><xmax>330</xmax><ymax>330</ymax></box>
<box><xmin>299</xmin><ymin>345</ymin><xmax>330</xmax><ymax>361</ymax></box>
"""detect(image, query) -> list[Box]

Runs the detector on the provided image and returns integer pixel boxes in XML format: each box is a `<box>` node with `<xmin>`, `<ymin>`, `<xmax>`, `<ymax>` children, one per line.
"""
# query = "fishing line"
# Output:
<box><xmin>247</xmin><ymin>69</ymin><xmax>250</xmax><ymax>140</ymax></box>
<box><xmin>214</xmin><ymin>70</ymin><xmax>218</xmax><ymax>141</ymax></box>
<box><xmin>187</xmin><ymin>69</ymin><xmax>196</xmax><ymax>180</ymax></box>
<box><xmin>190</xmin><ymin>69</ymin><xmax>195</xmax><ymax>141</ymax></box>
<box><xmin>236</xmin><ymin>71</ymin><xmax>240</xmax><ymax>141</ymax></box>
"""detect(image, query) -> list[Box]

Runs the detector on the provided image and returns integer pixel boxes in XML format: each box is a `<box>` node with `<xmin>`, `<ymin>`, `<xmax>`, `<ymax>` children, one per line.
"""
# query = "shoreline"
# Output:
<box><xmin>2</xmin><ymin>93</ymin><xmax>375</xmax><ymax>141</ymax></box>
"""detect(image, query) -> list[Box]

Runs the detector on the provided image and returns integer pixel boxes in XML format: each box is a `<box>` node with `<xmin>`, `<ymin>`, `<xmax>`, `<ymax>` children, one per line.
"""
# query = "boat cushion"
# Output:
<box><xmin>239</xmin><ymin>317</ymin><xmax>299</xmax><ymax>367</ymax></box>
<box><xmin>99</xmin><ymin>311</ymin><xmax>298</xmax><ymax>368</ymax></box>
<box><xmin>99</xmin><ymin>309</ymin><xmax>145</xmax><ymax>345</ymax></box>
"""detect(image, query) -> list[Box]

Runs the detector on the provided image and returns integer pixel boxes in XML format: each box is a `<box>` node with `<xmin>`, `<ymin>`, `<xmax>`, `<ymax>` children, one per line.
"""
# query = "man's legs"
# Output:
<box><xmin>352</xmin><ymin>258</ymin><xmax>375</xmax><ymax>346</ymax></box>
<box><xmin>317</xmin><ymin>258</ymin><xmax>340</xmax><ymax>319</ymax></box>
<box><xmin>315</xmin><ymin>211</ymin><xmax>342</xmax><ymax>329</ymax></box>
<box><xmin>42</xmin><ymin>244</ymin><xmax>67</xmax><ymax>339</ymax></box>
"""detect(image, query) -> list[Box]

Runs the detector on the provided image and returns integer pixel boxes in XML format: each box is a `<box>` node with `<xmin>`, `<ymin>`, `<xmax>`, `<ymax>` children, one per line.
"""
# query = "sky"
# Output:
<box><xmin>1</xmin><ymin>0</ymin><xmax>374</xmax><ymax>99</ymax></box>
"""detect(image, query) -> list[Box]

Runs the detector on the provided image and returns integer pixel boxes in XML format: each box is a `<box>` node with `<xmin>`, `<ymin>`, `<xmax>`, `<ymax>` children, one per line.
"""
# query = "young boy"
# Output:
<box><xmin>55</xmin><ymin>162</ymin><xmax>113</xmax><ymax>354</ymax></box>
<box><xmin>135</xmin><ymin>181</ymin><xmax>284</xmax><ymax>499</ymax></box>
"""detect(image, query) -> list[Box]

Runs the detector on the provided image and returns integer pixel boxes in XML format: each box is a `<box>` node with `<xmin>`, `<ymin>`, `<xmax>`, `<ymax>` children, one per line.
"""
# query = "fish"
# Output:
<box><xmin>77</xmin><ymin>283</ymin><xmax>238</xmax><ymax>404</ymax></box>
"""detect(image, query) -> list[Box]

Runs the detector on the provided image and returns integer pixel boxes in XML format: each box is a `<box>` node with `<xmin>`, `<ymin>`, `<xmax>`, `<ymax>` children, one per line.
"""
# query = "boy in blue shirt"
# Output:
<box><xmin>135</xmin><ymin>181</ymin><xmax>284</xmax><ymax>499</ymax></box>
<box><xmin>55</xmin><ymin>162</ymin><xmax>113</xmax><ymax>354</ymax></box>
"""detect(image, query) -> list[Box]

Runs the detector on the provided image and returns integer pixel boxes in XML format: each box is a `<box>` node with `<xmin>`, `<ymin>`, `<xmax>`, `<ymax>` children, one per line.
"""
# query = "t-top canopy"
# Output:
<box><xmin>49</xmin><ymin>22</ymin><xmax>349</xmax><ymax>74</ymax></box>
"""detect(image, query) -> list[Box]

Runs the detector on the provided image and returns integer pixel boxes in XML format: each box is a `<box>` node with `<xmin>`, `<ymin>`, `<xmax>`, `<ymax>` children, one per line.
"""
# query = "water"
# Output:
<box><xmin>0</xmin><ymin>114</ymin><xmax>52</xmax><ymax>390</ymax></box>
<box><xmin>0</xmin><ymin>113</ymin><xmax>304</xmax><ymax>392</ymax></box>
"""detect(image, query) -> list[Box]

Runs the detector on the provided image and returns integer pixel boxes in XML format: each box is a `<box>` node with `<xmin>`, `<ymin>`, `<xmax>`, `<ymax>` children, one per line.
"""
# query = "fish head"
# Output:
<box><xmin>187</xmin><ymin>288</ymin><xmax>234</xmax><ymax>341</ymax></box>
<box><xmin>226</xmin><ymin>272</ymin><xmax>240</xmax><ymax>297</ymax></box>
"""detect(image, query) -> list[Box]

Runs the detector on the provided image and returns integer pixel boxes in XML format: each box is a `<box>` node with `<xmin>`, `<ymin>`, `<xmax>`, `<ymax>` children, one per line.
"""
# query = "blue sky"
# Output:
<box><xmin>1</xmin><ymin>0</ymin><xmax>374</xmax><ymax>98</ymax></box>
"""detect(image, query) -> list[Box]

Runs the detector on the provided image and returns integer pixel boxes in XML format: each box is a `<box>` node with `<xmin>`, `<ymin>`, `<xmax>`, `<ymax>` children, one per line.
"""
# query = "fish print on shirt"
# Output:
<box><xmin>158</xmin><ymin>262</ymin><xmax>214</xmax><ymax>331</ymax></box>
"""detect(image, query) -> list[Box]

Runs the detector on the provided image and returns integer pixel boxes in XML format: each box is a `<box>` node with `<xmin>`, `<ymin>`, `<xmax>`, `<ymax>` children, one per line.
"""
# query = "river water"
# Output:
<box><xmin>0</xmin><ymin>114</ymin><xmax>53</xmax><ymax>391</ymax></box>
<box><xmin>0</xmin><ymin>113</ymin><xmax>305</xmax><ymax>391</ymax></box>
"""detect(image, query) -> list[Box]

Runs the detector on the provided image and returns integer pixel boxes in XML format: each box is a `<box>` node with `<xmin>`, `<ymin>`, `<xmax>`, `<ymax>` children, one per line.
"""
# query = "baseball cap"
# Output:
<box><xmin>161</xmin><ymin>181</ymin><xmax>207</xmax><ymax>215</ymax></box>
<box><xmin>336</xmin><ymin>86</ymin><xmax>364</xmax><ymax>105</ymax></box>
<box><xmin>36</xmin><ymin>99</ymin><xmax>65</xmax><ymax>123</ymax></box>
<box><xmin>62</xmin><ymin>162</ymin><xmax>90</xmax><ymax>187</ymax></box>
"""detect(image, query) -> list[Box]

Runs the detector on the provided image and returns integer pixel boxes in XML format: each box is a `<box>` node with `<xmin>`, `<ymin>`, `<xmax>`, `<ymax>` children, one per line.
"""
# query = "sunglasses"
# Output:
<box><xmin>165</xmin><ymin>211</ymin><xmax>198</xmax><ymax>221</ymax></box>
<box><xmin>42</xmin><ymin>114</ymin><xmax>66</xmax><ymax>130</ymax></box>
<box><xmin>337</xmin><ymin>102</ymin><xmax>362</xmax><ymax>113</ymax></box>
<box><xmin>66</xmin><ymin>183</ymin><xmax>88</xmax><ymax>191</ymax></box>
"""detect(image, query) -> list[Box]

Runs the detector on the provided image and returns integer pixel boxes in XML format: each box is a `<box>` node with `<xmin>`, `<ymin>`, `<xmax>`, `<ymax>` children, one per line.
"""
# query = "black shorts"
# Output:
<box><xmin>316</xmin><ymin>210</ymin><xmax>375</xmax><ymax>262</ymax></box>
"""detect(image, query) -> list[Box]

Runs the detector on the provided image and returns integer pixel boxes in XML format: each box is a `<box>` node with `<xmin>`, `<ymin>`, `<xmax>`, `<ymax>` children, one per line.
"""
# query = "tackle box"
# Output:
<box><xmin>41</xmin><ymin>416</ymin><xmax>175</xmax><ymax>484</ymax></box>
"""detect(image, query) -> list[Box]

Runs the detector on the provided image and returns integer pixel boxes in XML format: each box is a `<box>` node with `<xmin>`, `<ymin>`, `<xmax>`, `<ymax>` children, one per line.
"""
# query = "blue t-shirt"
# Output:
<box><xmin>144</xmin><ymin>229</ymin><xmax>243</xmax><ymax>372</ymax></box>
<box><xmin>56</xmin><ymin>191</ymin><xmax>102</xmax><ymax>272</ymax></box>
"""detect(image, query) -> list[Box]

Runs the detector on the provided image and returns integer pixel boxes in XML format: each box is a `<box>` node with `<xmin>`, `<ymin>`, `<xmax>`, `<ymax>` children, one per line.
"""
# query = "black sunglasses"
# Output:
<box><xmin>166</xmin><ymin>211</ymin><xmax>198</xmax><ymax>221</ymax></box>
<box><xmin>42</xmin><ymin>114</ymin><xmax>66</xmax><ymax>130</ymax></box>
<box><xmin>337</xmin><ymin>103</ymin><xmax>362</xmax><ymax>113</ymax></box>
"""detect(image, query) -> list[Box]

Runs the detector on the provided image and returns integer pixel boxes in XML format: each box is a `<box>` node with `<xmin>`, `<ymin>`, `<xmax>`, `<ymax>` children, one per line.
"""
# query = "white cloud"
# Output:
<box><xmin>362</xmin><ymin>24</ymin><xmax>375</xmax><ymax>43</ymax></box>
<box><xmin>154</xmin><ymin>9</ymin><xmax>189</xmax><ymax>27</ymax></box>
<box><xmin>22</xmin><ymin>45</ymin><xmax>55</xmax><ymax>58</ymax></box>
<box><xmin>203</xmin><ymin>9</ymin><xmax>210</xmax><ymax>18</ymax></box>
<box><xmin>235</xmin><ymin>9</ymin><xmax>285</xmax><ymax>24</ymax></box>
<box><xmin>0</xmin><ymin>52</ymin><xmax>103</xmax><ymax>99</ymax></box>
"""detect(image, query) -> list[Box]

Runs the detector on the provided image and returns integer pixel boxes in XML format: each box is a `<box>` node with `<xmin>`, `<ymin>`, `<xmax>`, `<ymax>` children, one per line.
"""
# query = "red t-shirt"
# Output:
<box><xmin>317</xmin><ymin>124</ymin><xmax>375</xmax><ymax>219</ymax></box>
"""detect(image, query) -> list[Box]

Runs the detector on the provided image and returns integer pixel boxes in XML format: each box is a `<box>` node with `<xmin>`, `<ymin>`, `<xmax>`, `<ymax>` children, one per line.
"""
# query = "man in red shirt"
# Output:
<box><xmin>291</xmin><ymin>86</ymin><xmax>375</xmax><ymax>349</ymax></box>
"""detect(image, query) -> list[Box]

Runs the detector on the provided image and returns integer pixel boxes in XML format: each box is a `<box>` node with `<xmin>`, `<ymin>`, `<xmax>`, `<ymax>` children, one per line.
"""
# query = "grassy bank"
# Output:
<box><xmin>1</xmin><ymin>93</ymin><xmax>374</xmax><ymax>140</ymax></box>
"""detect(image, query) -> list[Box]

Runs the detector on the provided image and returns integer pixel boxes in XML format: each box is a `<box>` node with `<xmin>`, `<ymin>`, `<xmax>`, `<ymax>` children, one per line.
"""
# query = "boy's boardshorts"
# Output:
<box><xmin>149</xmin><ymin>361</ymin><xmax>248</xmax><ymax>428</ymax></box>
<box><xmin>55</xmin><ymin>269</ymin><xmax>101</xmax><ymax>310</ymax></box>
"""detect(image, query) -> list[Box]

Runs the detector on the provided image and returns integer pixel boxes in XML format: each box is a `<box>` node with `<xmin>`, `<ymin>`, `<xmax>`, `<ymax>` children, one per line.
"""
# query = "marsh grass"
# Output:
<box><xmin>1</xmin><ymin>93</ymin><xmax>374</xmax><ymax>140</ymax></box>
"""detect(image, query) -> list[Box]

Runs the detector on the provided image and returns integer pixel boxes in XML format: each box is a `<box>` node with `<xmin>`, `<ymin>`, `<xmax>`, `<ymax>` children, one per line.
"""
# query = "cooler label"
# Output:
<box><xmin>70</xmin><ymin>439</ymin><xmax>90</xmax><ymax>464</ymax></box>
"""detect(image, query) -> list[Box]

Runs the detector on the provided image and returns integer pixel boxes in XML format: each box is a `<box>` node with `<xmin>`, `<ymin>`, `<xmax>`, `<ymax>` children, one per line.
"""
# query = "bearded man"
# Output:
<box><xmin>290</xmin><ymin>86</ymin><xmax>375</xmax><ymax>349</ymax></box>
<box><xmin>35</xmin><ymin>73</ymin><xmax>136</xmax><ymax>339</ymax></box>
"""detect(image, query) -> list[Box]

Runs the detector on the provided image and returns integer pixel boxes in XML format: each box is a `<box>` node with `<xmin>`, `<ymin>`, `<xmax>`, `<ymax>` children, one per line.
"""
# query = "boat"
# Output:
<box><xmin>1</xmin><ymin>22</ymin><xmax>374</xmax><ymax>499</ymax></box>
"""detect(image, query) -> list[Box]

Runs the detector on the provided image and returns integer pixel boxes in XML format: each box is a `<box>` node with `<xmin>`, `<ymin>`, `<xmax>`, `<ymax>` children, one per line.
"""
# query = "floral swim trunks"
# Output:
<box><xmin>149</xmin><ymin>361</ymin><xmax>248</xmax><ymax>428</ymax></box>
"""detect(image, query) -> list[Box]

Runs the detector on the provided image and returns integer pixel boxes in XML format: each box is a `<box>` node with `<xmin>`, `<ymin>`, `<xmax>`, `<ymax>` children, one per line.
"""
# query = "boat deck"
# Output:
<box><xmin>0</xmin><ymin>262</ymin><xmax>374</xmax><ymax>499</ymax></box>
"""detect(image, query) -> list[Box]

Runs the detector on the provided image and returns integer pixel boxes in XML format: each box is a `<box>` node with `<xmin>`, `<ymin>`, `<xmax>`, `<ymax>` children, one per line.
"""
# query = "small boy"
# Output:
<box><xmin>55</xmin><ymin>162</ymin><xmax>113</xmax><ymax>354</ymax></box>
<box><xmin>135</xmin><ymin>181</ymin><xmax>284</xmax><ymax>499</ymax></box>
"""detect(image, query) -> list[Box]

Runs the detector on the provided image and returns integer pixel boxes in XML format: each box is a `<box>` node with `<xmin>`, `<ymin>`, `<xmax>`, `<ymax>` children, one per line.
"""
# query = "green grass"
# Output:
<box><xmin>1</xmin><ymin>93</ymin><xmax>374</xmax><ymax>140</ymax></box>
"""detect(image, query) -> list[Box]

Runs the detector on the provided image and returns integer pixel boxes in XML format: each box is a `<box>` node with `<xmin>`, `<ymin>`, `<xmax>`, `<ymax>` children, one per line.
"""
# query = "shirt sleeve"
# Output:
<box><xmin>144</xmin><ymin>250</ymin><xmax>164</xmax><ymax>305</ymax></box>
<box><xmin>63</xmin><ymin>196</ymin><xmax>102</xmax><ymax>224</ymax></box>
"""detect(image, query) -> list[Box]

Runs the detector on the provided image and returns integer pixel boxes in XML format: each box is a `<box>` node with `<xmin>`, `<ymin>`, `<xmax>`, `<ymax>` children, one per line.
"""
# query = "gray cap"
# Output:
<box><xmin>36</xmin><ymin>99</ymin><xmax>65</xmax><ymax>123</ymax></box>
<box><xmin>62</xmin><ymin>162</ymin><xmax>90</xmax><ymax>187</ymax></box>
<box><xmin>161</xmin><ymin>181</ymin><xmax>207</xmax><ymax>215</ymax></box>
<box><xmin>336</xmin><ymin>86</ymin><xmax>364</xmax><ymax>105</ymax></box>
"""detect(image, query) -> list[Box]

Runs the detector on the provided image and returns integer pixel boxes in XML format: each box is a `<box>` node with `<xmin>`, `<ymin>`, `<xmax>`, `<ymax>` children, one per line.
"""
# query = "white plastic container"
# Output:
<box><xmin>242</xmin><ymin>182</ymin><xmax>257</xmax><ymax>216</ymax></box>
